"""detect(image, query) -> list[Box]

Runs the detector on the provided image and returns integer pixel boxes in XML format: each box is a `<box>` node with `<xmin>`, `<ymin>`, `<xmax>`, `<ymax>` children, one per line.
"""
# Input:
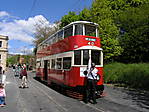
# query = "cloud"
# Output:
<box><xmin>0</xmin><ymin>13</ymin><xmax>54</xmax><ymax>43</ymax></box>
<box><xmin>0</xmin><ymin>11</ymin><xmax>56</xmax><ymax>54</ymax></box>
<box><xmin>9</xmin><ymin>45</ymin><xmax>34</xmax><ymax>55</ymax></box>
<box><xmin>0</xmin><ymin>11</ymin><xmax>9</xmax><ymax>17</ymax></box>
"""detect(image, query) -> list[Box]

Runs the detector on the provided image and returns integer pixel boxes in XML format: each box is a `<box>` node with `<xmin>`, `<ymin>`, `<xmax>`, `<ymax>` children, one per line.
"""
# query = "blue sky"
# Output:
<box><xmin>0</xmin><ymin>0</ymin><xmax>92</xmax><ymax>54</ymax></box>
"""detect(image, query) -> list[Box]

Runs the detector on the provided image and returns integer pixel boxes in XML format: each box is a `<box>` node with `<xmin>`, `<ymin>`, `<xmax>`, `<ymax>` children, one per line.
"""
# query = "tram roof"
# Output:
<box><xmin>75</xmin><ymin>46</ymin><xmax>103</xmax><ymax>51</ymax></box>
<box><xmin>64</xmin><ymin>21</ymin><xmax>99</xmax><ymax>27</ymax></box>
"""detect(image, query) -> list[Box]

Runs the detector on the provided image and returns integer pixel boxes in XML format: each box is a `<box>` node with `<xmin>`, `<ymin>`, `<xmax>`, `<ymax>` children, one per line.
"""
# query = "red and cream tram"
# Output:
<box><xmin>36</xmin><ymin>21</ymin><xmax>104</xmax><ymax>97</ymax></box>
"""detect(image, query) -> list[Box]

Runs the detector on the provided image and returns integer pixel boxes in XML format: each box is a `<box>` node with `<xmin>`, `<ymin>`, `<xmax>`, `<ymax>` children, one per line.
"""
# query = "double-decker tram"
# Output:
<box><xmin>36</xmin><ymin>21</ymin><xmax>104</xmax><ymax>99</ymax></box>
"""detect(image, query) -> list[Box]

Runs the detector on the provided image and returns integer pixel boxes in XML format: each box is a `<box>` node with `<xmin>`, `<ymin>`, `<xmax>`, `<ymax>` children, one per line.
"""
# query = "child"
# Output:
<box><xmin>0</xmin><ymin>83</ymin><xmax>6</xmax><ymax>106</ymax></box>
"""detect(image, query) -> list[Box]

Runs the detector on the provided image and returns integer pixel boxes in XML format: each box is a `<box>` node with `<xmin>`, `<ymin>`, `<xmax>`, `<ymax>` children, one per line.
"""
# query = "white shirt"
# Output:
<box><xmin>87</xmin><ymin>68</ymin><xmax>98</xmax><ymax>80</ymax></box>
<box><xmin>2</xmin><ymin>74</ymin><xmax>6</xmax><ymax>86</ymax></box>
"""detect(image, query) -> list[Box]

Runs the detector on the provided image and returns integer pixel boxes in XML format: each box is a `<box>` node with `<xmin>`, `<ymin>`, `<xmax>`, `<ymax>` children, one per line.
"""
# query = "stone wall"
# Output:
<box><xmin>0</xmin><ymin>35</ymin><xmax>8</xmax><ymax>71</ymax></box>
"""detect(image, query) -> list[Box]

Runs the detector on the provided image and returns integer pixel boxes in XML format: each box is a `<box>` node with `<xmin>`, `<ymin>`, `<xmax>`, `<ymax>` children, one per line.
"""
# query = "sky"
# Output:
<box><xmin>0</xmin><ymin>0</ymin><xmax>92</xmax><ymax>54</ymax></box>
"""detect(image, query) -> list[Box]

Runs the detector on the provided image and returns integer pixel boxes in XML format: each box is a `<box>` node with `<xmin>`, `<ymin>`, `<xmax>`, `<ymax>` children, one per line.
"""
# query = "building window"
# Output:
<box><xmin>0</xmin><ymin>41</ymin><xmax>2</xmax><ymax>47</ymax></box>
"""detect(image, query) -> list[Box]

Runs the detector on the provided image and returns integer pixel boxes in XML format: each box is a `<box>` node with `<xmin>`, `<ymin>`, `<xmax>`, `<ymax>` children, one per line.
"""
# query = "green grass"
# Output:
<box><xmin>104</xmin><ymin>63</ymin><xmax>149</xmax><ymax>90</ymax></box>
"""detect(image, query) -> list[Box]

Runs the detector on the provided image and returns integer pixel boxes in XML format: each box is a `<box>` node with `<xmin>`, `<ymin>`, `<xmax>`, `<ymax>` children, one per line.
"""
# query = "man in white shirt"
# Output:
<box><xmin>85</xmin><ymin>63</ymin><xmax>98</xmax><ymax>104</ymax></box>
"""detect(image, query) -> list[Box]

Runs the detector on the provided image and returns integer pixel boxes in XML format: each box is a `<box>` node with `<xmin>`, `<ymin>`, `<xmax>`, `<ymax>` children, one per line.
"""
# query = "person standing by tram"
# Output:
<box><xmin>84</xmin><ymin>62</ymin><xmax>99</xmax><ymax>104</ymax></box>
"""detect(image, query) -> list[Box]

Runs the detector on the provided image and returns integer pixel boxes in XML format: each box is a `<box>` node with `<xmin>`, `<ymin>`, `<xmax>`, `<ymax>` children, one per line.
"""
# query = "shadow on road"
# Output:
<box><xmin>124</xmin><ymin>89</ymin><xmax>149</xmax><ymax>109</ymax></box>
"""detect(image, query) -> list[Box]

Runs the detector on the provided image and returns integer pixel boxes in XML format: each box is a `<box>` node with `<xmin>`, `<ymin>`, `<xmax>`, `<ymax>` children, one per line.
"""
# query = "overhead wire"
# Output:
<box><xmin>65</xmin><ymin>0</ymin><xmax>83</xmax><ymax>14</ymax></box>
<box><xmin>28</xmin><ymin>0</ymin><xmax>38</xmax><ymax>17</ymax></box>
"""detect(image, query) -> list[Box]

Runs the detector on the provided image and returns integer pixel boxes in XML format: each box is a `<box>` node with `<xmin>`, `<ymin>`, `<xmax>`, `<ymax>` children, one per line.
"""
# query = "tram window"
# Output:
<box><xmin>91</xmin><ymin>50</ymin><xmax>101</xmax><ymax>65</ymax></box>
<box><xmin>48</xmin><ymin>60</ymin><xmax>50</xmax><ymax>68</ymax></box>
<box><xmin>64</xmin><ymin>26</ymin><xmax>73</xmax><ymax>38</ymax></box>
<box><xmin>74</xmin><ymin>50</ymin><xmax>81</xmax><ymax>65</ymax></box>
<box><xmin>58</xmin><ymin>30</ymin><xmax>63</xmax><ymax>41</ymax></box>
<box><xmin>56</xmin><ymin>58</ymin><xmax>62</xmax><ymax>69</ymax></box>
<box><xmin>85</xmin><ymin>25</ymin><xmax>96</xmax><ymax>37</ymax></box>
<box><xmin>53</xmin><ymin>34</ymin><xmax>57</xmax><ymax>43</ymax></box>
<box><xmin>83</xmin><ymin>50</ymin><xmax>89</xmax><ymax>65</ymax></box>
<box><xmin>63</xmin><ymin>57</ymin><xmax>71</xmax><ymax>69</ymax></box>
<box><xmin>51</xmin><ymin>59</ymin><xmax>55</xmax><ymax>69</ymax></box>
<box><xmin>74</xmin><ymin>24</ymin><xmax>83</xmax><ymax>35</ymax></box>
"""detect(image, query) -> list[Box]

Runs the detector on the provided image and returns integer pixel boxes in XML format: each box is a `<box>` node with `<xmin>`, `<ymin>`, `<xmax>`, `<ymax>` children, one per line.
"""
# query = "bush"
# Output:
<box><xmin>104</xmin><ymin>63</ymin><xmax>149</xmax><ymax>90</ymax></box>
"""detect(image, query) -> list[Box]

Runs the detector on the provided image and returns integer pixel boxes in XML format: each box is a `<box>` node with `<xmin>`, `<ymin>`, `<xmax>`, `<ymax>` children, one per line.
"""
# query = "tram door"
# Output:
<box><xmin>44</xmin><ymin>60</ymin><xmax>48</xmax><ymax>81</ymax></box>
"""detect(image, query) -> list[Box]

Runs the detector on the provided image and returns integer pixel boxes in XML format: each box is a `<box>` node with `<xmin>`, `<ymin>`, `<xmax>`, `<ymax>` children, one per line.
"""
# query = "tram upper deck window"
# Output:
<box><xmin>57</xmin><ymin>30</ymin><xmax>63</xmax><ymax>41</ymax></box>
<box><xmin>64</xmin><ymin>25</ymin><xmax>73</xmax><ymax>38</ymax></box>
<box><xmin>74</xmin><ymin>50</ymin><xmax>81</xmax><ymax>65</ymax></box>
<box><xmin>91</xmin><ymin>50</ymin><xmax>101</xmax><ymax>65</ymax></box>
<box><xmin>85</xmin><ymin>25</ymin><xmax>96</xmax><ymax>37</ymax></box>
<box><xmin>63</xmin><ymin>57</ymin><xmax>72</xmax><ymax>69</ymax></box>
<box><xmin>74</xmin><ymin>24</ymin><xmax>83</xmax><ymax>35</ymax></box>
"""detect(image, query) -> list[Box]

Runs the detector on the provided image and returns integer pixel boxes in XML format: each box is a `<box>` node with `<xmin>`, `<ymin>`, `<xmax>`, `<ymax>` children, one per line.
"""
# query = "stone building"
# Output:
<box><xmin>0</xmin><ymin>35</ymin><xmax>9</xmax><ymax>71</ymax></box>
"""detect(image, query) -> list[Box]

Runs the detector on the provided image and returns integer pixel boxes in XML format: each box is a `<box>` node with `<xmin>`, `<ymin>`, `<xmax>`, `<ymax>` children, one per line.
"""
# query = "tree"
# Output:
<box><xmin>79</xmin><ymin>8</ymin><xmax>92</xmax><ymax>21</ymax></box>
<box><xmin>33</xmin><ymin>19</ymin><xmax>59</xmax><ymax>54</ymax></box>
<box><xmin>33</xmin><ymin>20</ymin><xmax>59</xmax><ymax>46</ymax></box>
<box><xmin>7</xmin><ymin>55</ymin><xmax>20</xmax><ymax>65</ymax></box>
<box><xmin>117</xmin><ymin>3</ymin><xmax>149</xmax><ymax>63</ymax></box>
<box><xmin>91</xmin><ymin>0</ymin><xmax>123</xmax><ymax>62</ymax></box>
<box><xmin>60</xmin><ymin>11</ymin><xmax>80</xmax><ymax>28</ymax></box>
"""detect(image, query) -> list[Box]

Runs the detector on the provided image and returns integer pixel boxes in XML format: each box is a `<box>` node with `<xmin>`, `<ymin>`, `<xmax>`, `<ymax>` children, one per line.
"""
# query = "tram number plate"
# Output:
<box><xmin>88</xmin><ymin>42</ymin><xmax>94</xmax><ymax>45</ymax></box>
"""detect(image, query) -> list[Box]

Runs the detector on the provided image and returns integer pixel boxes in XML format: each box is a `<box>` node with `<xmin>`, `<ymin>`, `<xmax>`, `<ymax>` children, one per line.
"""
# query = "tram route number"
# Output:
<box><xmin>88</xmin><ymin>42</ymin><xmax>94</xmax><ymax>45</ymax></box>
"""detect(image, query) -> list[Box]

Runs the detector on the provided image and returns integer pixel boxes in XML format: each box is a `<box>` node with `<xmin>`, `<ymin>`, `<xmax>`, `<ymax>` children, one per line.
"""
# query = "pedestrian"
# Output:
<box><xmin>0</xmin><ymin>83</ymin><xmax>6</xmax><ymax>107</ymax></box>
<box><xmin>19</xmin><ymin>66</ymin><xmax>28</xmax><ymax>88</ymax></box>
<box><xmin>84</xmin><ymin>63</ymin><xmax>99</xmax><ymax>104</ymax></box>
<box><xmin>3</xmin><ymin>70</ymin><xmax>5</xmax><ymax>74</ymax></box>
<box><xmin>1</xmin><ymin>73</ymin><xmax>6</xmax><ymax>87</ymax></box>
<box><xmin>12</xmin><ymin>65</ymin><xmax>15</xmax><ymax>73</ymax></box>
<box><xmin>0</xmin><ymin>65</ymin><xmax>2</xmax><ymax>75</ymax></box>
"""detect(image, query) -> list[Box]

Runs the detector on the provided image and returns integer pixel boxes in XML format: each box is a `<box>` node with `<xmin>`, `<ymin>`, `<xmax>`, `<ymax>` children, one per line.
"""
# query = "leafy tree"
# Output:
<box><xmin>91</xmin><ymin>0</ymin><xmax>123</xmax><ymax>62</ymax></box>
<box><xmin>60</xmin><ymin>9</ymin><xmax>92</xmax><ymax>28</ymax></box>
<box><xmin>60</xmin><ymin>12</ymin><xmax>80</xmax><ymax>28</ymax></box>
<box><xmin>7</xmin><ymin>55</ymin><xmax>20</xmax><ymax>65</ymax></box>
<box><xmin>91</xmin><ymin>0</ymin><xmax>149</xmax><ymax>63</ymax></box>
<box><xmin>79</xmin><ymin>8</ymin><xmax>92</xmax><ymax>21</ymax></box>
<box><xmin>117</xmin><ymin>3</ymin><xmax>149</xmax><ymax>63</ymax></box>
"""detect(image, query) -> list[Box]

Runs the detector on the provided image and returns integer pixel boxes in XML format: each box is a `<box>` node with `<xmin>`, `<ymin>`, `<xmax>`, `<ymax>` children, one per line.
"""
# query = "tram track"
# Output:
<box><xmin>30</xmin><ymin>73</ymin><xmax>105</xmax><ymax>112</ymax></box>
<box><xmin>29</xmin><ymin>76</ymin><xmax>68</xmax><ymax>112</ymax></box>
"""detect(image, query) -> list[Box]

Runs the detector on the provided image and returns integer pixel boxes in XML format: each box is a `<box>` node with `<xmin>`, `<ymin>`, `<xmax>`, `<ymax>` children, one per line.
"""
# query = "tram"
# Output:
<box><xmin>36</xmin><ymin>21</ymin><xmax>104</xmax><ymax>98</ymax></box>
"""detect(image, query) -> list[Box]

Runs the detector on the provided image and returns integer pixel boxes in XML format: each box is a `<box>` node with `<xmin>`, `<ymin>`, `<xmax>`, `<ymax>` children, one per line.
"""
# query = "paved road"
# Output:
<box><xmin>0</xmin><ymin>69</ymin><xmax>148</xmax><ymax>112</ymax></box>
